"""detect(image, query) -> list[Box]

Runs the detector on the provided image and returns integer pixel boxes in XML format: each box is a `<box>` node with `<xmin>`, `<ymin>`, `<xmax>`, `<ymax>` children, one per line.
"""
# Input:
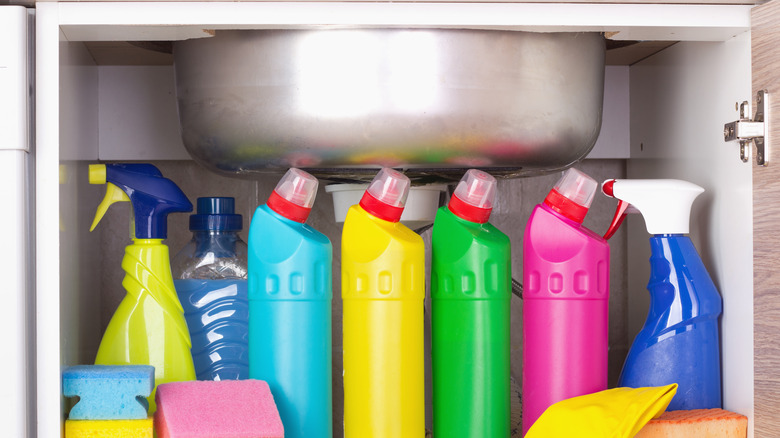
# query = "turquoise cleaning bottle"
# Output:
<box><xmin>248</xmin><ymin>168</ymin><xmax>333</xmax><ymax>438</ymax></box>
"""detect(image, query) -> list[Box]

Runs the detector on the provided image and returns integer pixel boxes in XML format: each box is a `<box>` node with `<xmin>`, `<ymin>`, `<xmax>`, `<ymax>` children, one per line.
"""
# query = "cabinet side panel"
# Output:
<box><xmin>36</xmin><ymin>3</ymin><xmax>62</xmax><ymax>437</ymax></box>
<box><xmin>751</xmin><ymin>3</ymin><xmax>780</xmax><ymax>436</ymax></box>
<box><xmin>0</xmin><ymin>6</ymin><xmax>31</xmax><ymax>438</ymax></box>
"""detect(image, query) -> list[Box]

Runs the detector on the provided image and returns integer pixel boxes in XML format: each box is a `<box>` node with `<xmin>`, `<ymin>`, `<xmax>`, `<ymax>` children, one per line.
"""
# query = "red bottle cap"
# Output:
<box><xmin>267</xmin><ymin>168</ymin><xmax>319</xmax><ymax>223</ymax></box>
<box><xmin>448</xmin><ymin>169</ymin><xmax>496</xmax><ymax>223</ymax></box>
<box><xmin>359</xmin><ymin>168</ymin><xmax>410</xmax><ymax>223</ymax></box>
<box><xmin>543</xmin><ymin>168</ymin><xmax>597</xmax><ymax>224</ymax></box>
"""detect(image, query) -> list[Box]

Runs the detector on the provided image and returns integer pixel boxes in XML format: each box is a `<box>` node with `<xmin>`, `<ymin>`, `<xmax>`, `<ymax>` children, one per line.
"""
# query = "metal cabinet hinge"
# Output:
<box><xmin>724</xmin><ymin>90</ymin><xmax>769</xmax><ymax>166</ymax></box>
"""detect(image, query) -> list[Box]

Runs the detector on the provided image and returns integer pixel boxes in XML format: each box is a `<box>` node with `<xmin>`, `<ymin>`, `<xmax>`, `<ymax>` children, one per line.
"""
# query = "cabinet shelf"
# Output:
<box><xmin>55</xmin><ymin>2</ymin><xmax>751</xmax><ymax>42</ymax></box>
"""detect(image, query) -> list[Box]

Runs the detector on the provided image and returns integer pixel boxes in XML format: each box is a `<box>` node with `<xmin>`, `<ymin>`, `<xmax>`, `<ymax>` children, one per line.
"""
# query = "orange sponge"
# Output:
<box><xmin>635</xmin><ymin>408</ymin><xmax>747</xmax><ymax>438</ymax></box>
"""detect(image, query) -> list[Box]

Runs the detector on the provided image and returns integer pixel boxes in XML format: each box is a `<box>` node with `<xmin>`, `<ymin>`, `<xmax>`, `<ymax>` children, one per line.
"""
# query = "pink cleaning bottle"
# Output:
<box><xmin>522</xmin><ymin>168</ymin><xmax>609</xmax><ymax>435</ymax></box>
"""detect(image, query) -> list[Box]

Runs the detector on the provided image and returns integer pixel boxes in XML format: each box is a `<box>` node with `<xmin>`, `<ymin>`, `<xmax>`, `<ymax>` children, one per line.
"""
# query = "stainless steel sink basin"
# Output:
<box><xmin>173</xmin><ymin>29</ymin><xmax>605</xmax><ymax>183</ymax></box>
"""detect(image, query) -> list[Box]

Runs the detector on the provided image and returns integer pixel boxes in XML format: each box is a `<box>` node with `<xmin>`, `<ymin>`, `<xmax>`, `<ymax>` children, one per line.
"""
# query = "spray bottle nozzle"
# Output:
<box><xmin>602</xmin><ymin>179</ymin><xmax>704</xmax><ymax>239</ymax></box>
<box><xmin>602</xmin><ymin>179</ymin><xmax>631</xmax><ymax>240</ymax></box>
<box><xmin>89</xmin><ymin>164</ymin><xmax>192</xmax><ymax>240</ymax></box>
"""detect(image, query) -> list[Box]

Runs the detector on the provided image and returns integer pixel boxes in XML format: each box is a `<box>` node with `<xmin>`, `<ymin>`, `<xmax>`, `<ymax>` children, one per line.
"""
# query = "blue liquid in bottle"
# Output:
<box><xmin>174</xmin><ymin>279</ymin><xmax>248</xmax><ymax>380</ymax></box>
<box><xmin>619</xmin><ymin>234</ymin><xmax>722</xmax><ymax>410</ymax></box>
<box><xmin>172</xmin><ymin>197</ymin><xmax>249</xmax><ymax>381</ymax></box>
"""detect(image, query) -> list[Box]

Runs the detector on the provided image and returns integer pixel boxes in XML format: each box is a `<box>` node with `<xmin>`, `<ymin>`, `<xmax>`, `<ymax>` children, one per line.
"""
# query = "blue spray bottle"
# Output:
<box><xmin>248</xmin><ymin>168</ymin><xmax>333</xmax><ymax>438</ymax></box>
<box><xmin>602</xmin><ymin>179</ymin><xmax>722</xmax><ymax>410</ymax></box>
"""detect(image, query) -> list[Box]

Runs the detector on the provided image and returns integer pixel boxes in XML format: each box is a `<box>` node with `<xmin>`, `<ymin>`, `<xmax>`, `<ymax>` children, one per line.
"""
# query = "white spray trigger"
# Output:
<box><xmin>602</xmin><ymin>179</ymin><xmax>704</xmax><ymax>236</ymax></box>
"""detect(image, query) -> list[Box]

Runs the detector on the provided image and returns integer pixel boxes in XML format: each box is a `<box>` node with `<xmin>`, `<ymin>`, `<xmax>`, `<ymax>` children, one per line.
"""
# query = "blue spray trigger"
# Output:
<box><xmin>103</xmin><ymin>164</ymin><xmax>192</xmax><ymax>240</ymax></box>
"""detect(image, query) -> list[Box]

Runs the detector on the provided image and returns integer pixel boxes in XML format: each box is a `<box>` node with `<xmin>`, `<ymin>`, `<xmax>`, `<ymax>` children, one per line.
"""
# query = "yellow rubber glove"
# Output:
<box><xmin>525</xmin><ymin>384</ymin><xmax>678</xmax><ymax>438</ymax></box>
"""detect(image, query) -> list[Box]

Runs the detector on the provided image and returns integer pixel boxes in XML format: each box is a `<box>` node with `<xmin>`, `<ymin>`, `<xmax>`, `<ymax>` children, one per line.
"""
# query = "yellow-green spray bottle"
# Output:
<box><xmin>89</xmin><ymin>163</ymin><xmax>195</xmax><ymax>413</ymax></box>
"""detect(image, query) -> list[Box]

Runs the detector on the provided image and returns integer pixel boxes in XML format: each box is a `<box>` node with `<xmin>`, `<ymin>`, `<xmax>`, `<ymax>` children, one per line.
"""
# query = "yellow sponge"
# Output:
<box><xmin>65</xmin><ymin>418</ymin><xmax>153</xmax><ymax>438</ymax></box>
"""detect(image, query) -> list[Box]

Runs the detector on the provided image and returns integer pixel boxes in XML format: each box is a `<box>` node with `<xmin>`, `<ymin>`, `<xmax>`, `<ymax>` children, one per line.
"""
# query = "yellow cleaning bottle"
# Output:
<box><xmin>89</xmin><ymin>163</ymin><xmax>195</xmax><ymax>413</ymax></box>
<box><xmin>342</xmin><ymin>168</ymin><xmax>425</xmax><ymax>438</ymax></box>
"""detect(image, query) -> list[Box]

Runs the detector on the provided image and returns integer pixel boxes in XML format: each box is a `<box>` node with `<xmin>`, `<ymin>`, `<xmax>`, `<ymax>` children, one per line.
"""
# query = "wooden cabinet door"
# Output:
<box><xmin>752</xmin><ymin>2</ymin><xmax>780</xmax><ymax>436</ymax></box>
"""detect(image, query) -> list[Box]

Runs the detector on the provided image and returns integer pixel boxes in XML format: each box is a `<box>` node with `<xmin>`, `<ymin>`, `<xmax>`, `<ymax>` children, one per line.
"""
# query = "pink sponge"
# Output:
<box><xmin>154</xmin><ymin>380</ymin><xmax>284</xmax><ymax>438</ymax></box>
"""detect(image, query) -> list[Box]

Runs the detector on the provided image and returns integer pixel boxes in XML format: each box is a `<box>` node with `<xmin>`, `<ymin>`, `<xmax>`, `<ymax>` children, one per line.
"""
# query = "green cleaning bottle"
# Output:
<box><xmin>89</xmin><ymin>163</ymin><xmax>195</xmax><ymax>413</ymax></box>
<box><xmin>431</xmin><ymin>169</ymin><xmax>511</xmax><ymax>438</ymax></box>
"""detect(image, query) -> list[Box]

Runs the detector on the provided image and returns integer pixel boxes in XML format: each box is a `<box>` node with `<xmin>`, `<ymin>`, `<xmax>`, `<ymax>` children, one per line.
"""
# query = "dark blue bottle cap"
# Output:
<box><xmin>103</xmin><ymin>163</ymin><xmax>193</xmax><ymax>240</ymax></box>
<box><xmin>190</xmin><ymin>197</ymin><xmax>243</xmax><ymax>231</ymax></box>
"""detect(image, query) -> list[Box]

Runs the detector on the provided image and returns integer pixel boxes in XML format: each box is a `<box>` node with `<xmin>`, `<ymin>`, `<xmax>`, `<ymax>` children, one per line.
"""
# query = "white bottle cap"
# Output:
<box><xmin>554</xmin><ymin>168</ymin><xmax>597</xmax><ymax>209</ymax></box>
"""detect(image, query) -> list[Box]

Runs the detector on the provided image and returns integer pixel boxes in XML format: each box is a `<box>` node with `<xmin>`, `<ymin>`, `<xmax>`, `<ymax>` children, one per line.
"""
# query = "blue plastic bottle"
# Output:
<box><xmin>602</xmin><ymin>178</ymin><xmax>722</xmax><ymax>410</ymax></box>
<box><xmin>172</xmin><ymin>197</ymin><xmax>249</xmax><ymax>381</ymax></box>
<box><xmin>248</xmin><ymin>168</ymin><xmax>333</xmax><ymax>438</ymax></box>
